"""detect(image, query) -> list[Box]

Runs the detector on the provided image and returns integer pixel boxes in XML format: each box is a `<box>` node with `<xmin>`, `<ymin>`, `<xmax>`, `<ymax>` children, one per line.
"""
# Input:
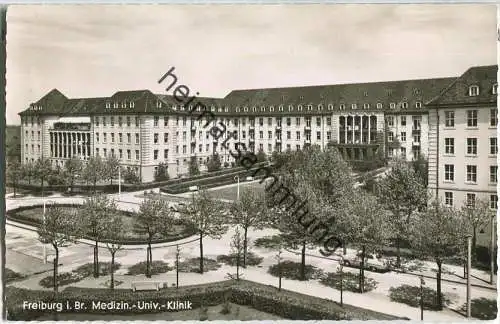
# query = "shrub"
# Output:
<box><xmin>126</xmin><ymin>261</ymin><xmax>173</xmax><ymax>276</ymax></box>
<box><xmin>254</xmin><ymin>235</ymin><xmax>284</xmax><ymax>249</ymax></box>
<box><xmin>178</xmin><ymin>258</ymin><xmax>221</xmax><ymax>273</ymax></box>
<box><xmin>389</xmin><ymin>284</ymin><xmax>451</xmax><ymax>310</ymax></box>
<box><xmin>319</xmin><ymin>271</ymin><xmax>378</xmax><ymax>293</ymax></box>
<box><xmin>460</xmin><ymin>298</ymin><xmax>497</xmax><ymax>320</ymax></box>
<box><xmin>199</xmin><ymin>305</ymin><xmax>209</xmax><ymax>321</ymax></box>
<box><xmin>217</xmin><ymin>252</ymin><xmax>263</xmax><ymax>266</ymax></box>
<box><xmin>74</xmin><ymin>262</ymin><xmax>121</xmax><ymax>277</ymax></box>
<box><xmin>220</xmin><ymin>300</ymin><xmax>232</xmax><ymax>314</ymax></box>
<box><xmin>5</xmin><ymin>268</ymin><xmax>24</xmax><ymax>283</ymax></box>
<box><xmin>39</xmin><ymin>272</ymin><xmax>85</xmax><ymax>288</ymax></box>
<box><xmin>268</xmin><ymin>261</ymin><xmax>323</xmax><ymax>281</ymax></box>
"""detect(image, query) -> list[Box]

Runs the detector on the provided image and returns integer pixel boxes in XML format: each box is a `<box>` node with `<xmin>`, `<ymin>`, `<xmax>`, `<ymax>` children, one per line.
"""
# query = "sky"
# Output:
<box><xmin>6</xmin><ymin>4</ymin><xmax>497</xmax><ymax>125</ymax></box>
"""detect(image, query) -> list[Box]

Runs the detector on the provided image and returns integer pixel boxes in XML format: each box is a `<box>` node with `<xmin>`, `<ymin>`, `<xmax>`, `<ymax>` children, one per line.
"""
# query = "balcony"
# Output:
<box><xmin>412</xmin><ymin>128</ymin><xmax>421</xmax><ymax>134</ymax></box>
<box><xmin>276</xmin><ymin>125</ymin><xmax>282</xmax><ymax>130</ymax></box>
<box><xmin>304</xmin><ymin>126</ymin><xmax>311</xmax><ymax>131</ymax></box>
<box><xmin>275</xmin><ymin>138</ymin><xmax>282</xmax><ymax>144</ymax></box>
<box><xmin>191</xmin><ymin>138</ymin><xmax>196</xmax><ymax>144</ymax></box>
<box><xmin>249</xmin><ymin>138</ymin><xmax>255</xmax><ymax>142</ymax></box>
<box><xmin>412</xmin><ymin>141</ymin><xmax>421</xmax><ymax>146</ymax></box>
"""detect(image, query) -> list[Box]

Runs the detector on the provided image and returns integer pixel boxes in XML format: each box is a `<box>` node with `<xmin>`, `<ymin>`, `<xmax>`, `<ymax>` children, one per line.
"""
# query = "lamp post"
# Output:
<box><xmin>490</xmin><ymin>214</ymin><xmax>495</xmax><ymax>285</ymax></box>
<box><xmin>466</xmin><ymin>234</ymin><xmax>472</xmax><ymax>318</ymax></box>
<box><xmin>118</xmin><ymin>164</ymin><xmax>121</xmax><ymax>201</ymax></box>
<box><xmin>42</xmin><ymin>200</ymin><xmax>47</xmax><ymax>264</ymax></box>
<box><xmin>176</xmin><ymin>245</ymin><xmax>180</xmax><ymax>289</ymax></box>
<box><xmin>339</xmin><ymin>256</ymin><xmax>344</xmax><ymax>307</ymax></box>
<box><xmin>234</xmin><ymin>176</ymin><xmax>240</xmax><ymax>201</ymax></box>
<box><xmin>419</xmin><ymin>275</ymin><xmax>425</xmax><ymax>320</ymax></box>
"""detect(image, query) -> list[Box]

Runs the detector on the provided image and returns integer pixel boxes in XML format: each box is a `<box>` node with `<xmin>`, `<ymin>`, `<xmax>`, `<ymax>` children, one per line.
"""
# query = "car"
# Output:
<box><xmin>343</xmin><ymin>252</ymin><xmax>390</xmax><ymax>272</ymax></box>
<box><xmin>169</xmin><ymin>202</ymin><xmax>188</xmax><ymax>212</ymax></box>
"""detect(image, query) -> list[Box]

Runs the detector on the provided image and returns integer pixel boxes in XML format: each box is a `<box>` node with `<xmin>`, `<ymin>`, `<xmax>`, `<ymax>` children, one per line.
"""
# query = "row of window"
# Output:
<box><xmin>444</xmin><ymin>192</ymin><xmax>498</xmax><ymax>210</ymax></box>
<box><xmin>444</xmin><ymin>164</ymin><xmax>497</xmax><ymax>184</ymax></box>
<box><xmin>444</xmin><ymin>109</ymin><xmax>497</xmax><ymax>128</ymax></box>
<box><xmin>95</xmin><ymin>132</ymin><xmax>140</xmax><ymax>144</ymax></box>
<box><xmin>105</xmin><ymin>101</ymin><xmax>135</xmax><ymax>109</ymax></box>
<box><xmin>25</xmin><ymin>130</ymin><xmax>41</xmax><ymax>141</ymax></box>
<box><xmin>467</xmin><ymin>84</ymin><xmax>497</xmax><ymax>97</ymax></box>
<box><xmin>444</xmin><ymin>137</ymin><xmax>498</xmax><ymax>155</ymax></box>
<box><xmin>387</xmin><ymin>131</ymin><xmax>420</xmax><ymax>143</ymax></box>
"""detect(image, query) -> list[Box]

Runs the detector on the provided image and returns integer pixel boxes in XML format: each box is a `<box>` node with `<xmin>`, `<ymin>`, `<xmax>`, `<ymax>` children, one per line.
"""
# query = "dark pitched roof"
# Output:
<box><xmin>223</xmin><ymin>77</ymin><xmax>457</xmax><ymax>114</ymax></box>
<box><xmin>427</xmin><ymin>65</ymin><xmax>497</xmax><ymax>106</ymax></box>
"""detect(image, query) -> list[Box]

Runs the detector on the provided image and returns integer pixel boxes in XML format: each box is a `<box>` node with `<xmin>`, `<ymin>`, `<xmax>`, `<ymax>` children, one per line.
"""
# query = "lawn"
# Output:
<box><xmin>206</xmin><ymin>181</ymin><xmax>265</xmax><ymax>201</ymax></box>
<box><xmin>10</xmin><ymin>206</ymin><xmax>195</xmax><ymax>243</ymax></box>
<box><xmin>36</xmin><ymin>303</ymin><xmax>284</xmax><ymax>321</ymax></box>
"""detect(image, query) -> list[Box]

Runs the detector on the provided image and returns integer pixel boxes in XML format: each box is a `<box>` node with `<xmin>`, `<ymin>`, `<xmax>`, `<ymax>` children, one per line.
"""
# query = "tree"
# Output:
<box><xmin>105</xmin><ymin>155</ymin><xmax>120</xmax><ymax>185</ymax></box>
<box><xmin>410</xmin><ymin>154</ymin><xmax>429</xmax><ymax>186</ymax></box>
<box><xmin>6</xmin><ymin>160</ymin><xmax>23</xmax><ymax>197</ymax></box>
<box><xmin>103</xmin><ymin>214</ymin><xmax>124</xmax><ymax>289</ymax></box>
<box><xmin>189</xmin><ymin>156</ymin><xmax>200</xmax><ymax>176</ymax></box>
<box><xmin>134</xmin><ymin>198</ymin><xmax>174</xmax><ymax>277</ymax></box>
<box><xmin>229</xmin><ymin>189</ymin><xmax>268</xmax><ymax>267</ymax></box>
<box><xmin>34</xmin><ymin>157</ymin><xmax>53</xmax><ymax>196</ymax></box>
<box><xmin>154</xmin><ymin>162</ymin><xmax>170</xmax><ymax>182</ymax></box>
<box><xmin>460</xmin><ymin>198</ymin><xmax>493</xmax><ymax>258</ymax></box>
<box><xmin>409</xmin><ymin>201</ymin><xmax>467</xmax><ymax>310</ymax></box>
<box><xmin>83</xmin><ymin>156</ymin><xmax>106</xmax><ymax>194</ymax></box>
<box><xmin>229</xmin><ymin>226</ymin><xmax>245</xmax><ymax>280</ymax></box>
<box><xmin>22</xmin><ymin>161</ymin><xmax>36</xmax><ymax>184</ymax></box>
<box><xmin>123</xmin><ymin>168</ymin><xmax>141</xmax><ymax>184</ymax></box>
<box><xmin>256</xmin><ymin>149</ymin><xmax>267</xmax><ymax>163</ymax></box>
<box><xmin>206</xmin><ymin>153</ymin><xmax>222</xmax><ymax>172</ymax></box>
<box><xmin>342</xmin><ymin>191</ymin><xmax>392</xmax><ymax>292</ymax></box>
<box><xmin>64</xmin><ymin>157</ymin><xmax>83</xmax><ymax>193</ymax></box>
<box><xmin>184</xmin><ymin>189</ymin><xmax>228</xmax><ymax>273</ymax></box>
<box><xmin>80</xmin><ymin>195</ymin><xmax>117</xmax><ymax>278</ymax></box>
<box><xmin>376</xmin><ymin>160</ymin><xmax>428</xmax><ymax>267</ymax></box>
<box><xmin>37</xmin><ymin>204</ymin><xmax>80</xmax><ymax>293</ymax></box>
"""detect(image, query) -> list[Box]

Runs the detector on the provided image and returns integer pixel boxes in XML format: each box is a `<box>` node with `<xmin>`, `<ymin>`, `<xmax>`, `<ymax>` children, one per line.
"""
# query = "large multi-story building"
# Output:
<box><xmin>18</xmin><ymin>65</ymin><xmax>497</xmax><ymax>204</ymax></box>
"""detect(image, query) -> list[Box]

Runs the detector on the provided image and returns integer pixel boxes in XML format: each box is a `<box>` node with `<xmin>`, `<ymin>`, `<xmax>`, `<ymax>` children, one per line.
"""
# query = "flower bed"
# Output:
<box><xmin>74</xmin><ymin>262</ymin><xmax>121</xmax><ymax>277</ymax></box>
<box><xmin>126</xmin><ymin>261</ymin><xmax>173</xmax><ymax>276</ymax></box>
<box><xmin>178</xmin><ymin>258</ymin><xmax>221</xmax><ymax>273</ymax></box>
<box><xmin>268</xmin><ymin>261</ymin><xmax>323</xmax><ymax>281</ymax></box>
<box><xmin>253</xmin><ymin>235</ymin><xmax>283</xmax><ymax>249</ymax></box>
<box><xmin>389</xmin><ymin>284</ymin><xmax>451</xmax><ymax>310</ymax></box>
<box><xmin>460</xmin><ymin>297</ymin><xmax>497</xmax><ymax>320</ymax></box>
<box><xmin>217</xmin><ymin>252</ymin><xmax>263</xmax><ymax>266</ymax></box>
<box><xmin>319</xmin><ymin>271</ymin><xmax>378</xmax><ymax>293</ymax></box>
<box><xmin>5</xmin><ymin>268</ymin><xmax>24</xmax><ymax>283</ymax></box>
<box><xmin>39</xmin><ymin>272</ymin><xmax>85</xmax><ymax>288</ymax></box>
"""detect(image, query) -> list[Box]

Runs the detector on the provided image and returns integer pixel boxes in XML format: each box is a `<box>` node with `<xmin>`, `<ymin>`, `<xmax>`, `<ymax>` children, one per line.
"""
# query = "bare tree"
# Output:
<box><xmin>103</xmin><ymin>214</ymin><xmax>124</xmax><ymax>289</ymax></box>
<box><xmin>64</xmin><ymin>157</ymin><xmax>83</xmax><ymax>193</ymax></box>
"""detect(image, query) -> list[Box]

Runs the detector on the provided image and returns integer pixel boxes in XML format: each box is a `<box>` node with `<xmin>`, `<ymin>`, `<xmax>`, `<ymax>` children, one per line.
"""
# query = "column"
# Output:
<box><xmin>360</xmin><ymin>115</ymin><xmax>364</xmax><ymax>144</ymax></box>
<box><xmin>368</xmin><ymin>115</ymin><xmax>371</xmax><ymax>143</ymax></box>
<box><xmin>351</xmin><ymin>116</ymin><xmax>355</xmax><ymax>143</ymax></box>
<box><xmin>344</xmin><ymin>116</ymin><xmax>348</xmax><ymax>144</ymax></box>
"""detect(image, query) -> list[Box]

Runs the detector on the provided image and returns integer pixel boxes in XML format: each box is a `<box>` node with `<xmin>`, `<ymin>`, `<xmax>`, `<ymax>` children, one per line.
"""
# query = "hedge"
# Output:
<box><xmin>6</xmin><ymin>280</ymin><xmax>407</xmax><ymax>321</ymax></box>
<box><xmin>6</xmin><ymin>204</ymin><xmax>197</xmax><ymax>245</ymax></box>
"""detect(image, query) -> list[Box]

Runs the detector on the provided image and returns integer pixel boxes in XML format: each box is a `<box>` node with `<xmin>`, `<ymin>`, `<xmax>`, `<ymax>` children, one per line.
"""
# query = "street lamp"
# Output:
<box><xmin>234</xmin><ymin>176</ymin><xmax>240</xmax><ymax>201</ymax></box>
<box><xmin>338</xmin><ymin>255</ymin><xmax>344</xmax><ymax>307</ymax></box>
<box><xmin>466</xmin><ymin>234</ymin><xmax>472</xmax><ymax>318</ymax></box>
<box><xmin>419</xmin><ymin>275</ymin><xmax>425</xmax><ymax>320</ymax></box>
<box><xmin>118</xmin><ymin>164</ymin><xmax>121</xmax><ymax>201</ymax></box>
<box><xmin>42</xmin><ymin>200</ymin><xmax>47</xmax><ymax>264</ymax></box>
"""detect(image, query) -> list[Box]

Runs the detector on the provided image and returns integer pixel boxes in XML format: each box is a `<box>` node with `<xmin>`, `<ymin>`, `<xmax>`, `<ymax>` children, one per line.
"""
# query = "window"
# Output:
<box><xmin>154</xmin><ymin>116</ymin><xmax>159</xmax><ymax>127</ymax></box>
<box><xmin>466</xmin><ymin>165</ymin><xmax>477</xmax><ymax>183</ymax></box>
<box><xmin>490</xmin><ymin>137</ymin><xmax>498</xmax><ymax>155</ymax></box>
<box><xmin>468</xmin><ymin>85</ymin><xmax>479</xmax><ymax>96</ymax></box>
<box><xmin>135</xmin><ymin>116</ymin><xmax>139</xmax><ymax>127</ymax></box>
<box><xmin>268</xmin><ymin>118</ymin><xmax>272</xmax><ymax>126</ymax></box>
<box><xmin>111</xmin><ymin>133</ymin><xmax>115</xmax><ymax>143</ymax></box>
<box><xmin>126</xmin><ymin>117</ymin><xmax>131</xmax><ymax>126</ymax></box>
<box><xmin>316</xmin><ymin>132</ymin><xmax>321</xmax><ymax>140</ymax></box>
<box><xmin>326</xmin><ymin>117</ymin><xmax>331</xmax><ymax>126</ymax></box>
<box><xmin>182</xmin><ymin>145</ymin><xmax>186</xmax><ymax>154</ymax></box>
<box><xmin>490</xmin><ymin>165</ymin><xmax>498</xmax><ymax>183</ymax></box>
<box><xmin>119</xmin><ymin>133</ymin><xmax>123</xmax><ymax>143</ymax></box>
<box><xmin>296</xmin><ymin>132</ymin><xmax>301</xmax><ymax>140</ymax></box>
<box><xmin>415</xmin><ymin>102</ymin><xmax>422</xmax><ymax>108</ymax></box>
<box><xmin>400</xmin><ymin>147</ymin><xmax>406</xmax><ymax>156</ymax></box>
<box><xmin>467</xmin><ymin>110</ymin><xmax>478</xmax><ymax>127</ymax></box>
<box><xmin>154</xmin><ymin>133</ymin><xmax>159</xmax><ymax>144</ymax></box>
<box><xmin>316</xmin><ymin>117</ymin><xmax>321</xmax><ymax>126</ymax></box>
<box><xmin>118</xmin><ymin>117</ymin><xmax>123</xmax><ymax>126</ymax></box>
<box><xmin>135</xmin><ymin>133</ymin><xmax>139</xmax><ymax>144</ymax></box>
<box><xmin>490</xmin><ymin>109</ymin><xmax>497</xmax><ymax>127</ymax></box>
<box><xmin>96</xmin><ymin>133</ymin><xmax>100</xmax><ymax>143</ymax></box>
<box><xmin>401</xmin><ymin>116</ymin><xmax>406</xmax><ymax>126</ymax></box>
<box><xmin>386</xmin><ymin>116</ymin><xmax>394</xmax><ymax>127</ymax></box>
<box><xmin>444</xmin><ymin>111</ymin><xmax>455</xmax><ymax>127</ymax></box>
<box><xmin>153</xmin><ymin>150</ymin><xmax>158</xmax><ymax>160</ymax></box>
<box><xmin>490</xmin><ymin>195</ymin><xmax>498</xmax><ymax>209</ymax></box>
<box><xmin>445</xmin><ymin>192</ymin><xmax>453</xmax><ymax>207</ymax></box>
<box><xmin>103</xmin><ymin>148</ymin><xmax>107</xmax><ymax>157</ymax></box>
<box><xmin>363</xmin><ymin>103</ymin><xmax>370</xmax><ymax>109</ymax></box>
<box><xmin>103</xmin><ymin>133</ymin><xmax>107</xmax><ymax>143</ymax></box>
<box><xmin>493</xmin><ymin>84</ymin><xmax>498</xmax><ymax>95</ymax></box>
<box><xmin>401</xmin><ymin>102</ymin><xmax>408</xmax><ymax>109</ymax></box>
<box><xmin>351</xmin><ymin>104</ymin><xmax>357</xmax><ymax>109</ymax></box>
<box><xmin>444</xmin><ymin>164</ymin><xmax>454</xmax><ymax>181</ymax></box>
<box><xmin>133</xmin><ymin>150</ymin><xmax>138</xmax><ymax>160</ymax></box>
<box><xmin>259</xmin><ymin>118</ymin><xmax>263</xmax><ymax>127</ymax></box>
<box><xmin>444</xmin><ymin>138</ymin><xmax>454</xmax><ymax>154</ymax></box>
<box><xmin>164</xmin><ymin>133</ymin><xmax>169</xmax><ymax>143</ymax></box>
<box><xmin>376</xmin><ymin>103</ymin><xmax>382</xmax><ymax>109</ymax></box>
<box><xmin>95</xmin><ymin>148</ymin><xmax>100</xmax><ymax>156</ymax></box>
<box><xmin>466</xmin><ymin>138</ymin><xmax>477</xmax><ymax>155</ymax></box>
<box><xmin>286</xmin><ymin>118</ymin><xmax>291</xmax><ymax>126</ymax></box>
<box><xmin>466</xmin><ymin>193</ymin><xmax>476</xmax><ymax>208</ymax></box>
<box><xmin>401</xmin><ymin>132</ymin><xmax>406</xmax><ymax>142</ymax></box>
<box><xmin>127</xmin><ymin>133</ymin><xmax>131</xmax><ymax>143</ymax></box>
<box><xmin>111</xmin><ymin>149</ymin><xmax>115</xmax><ymax>157</ymax></box>
<box><xmin>110</xmin><ymin>117</ymin><xmax>115</xmax><ymax>126</ymax></box>
<box><xmin>268</xmin><ymin>131</ymin><xmax>272</xmax><ymax>140</ymax></box>
<box><xmin>287</xmin><ymin>131</ymin><xmax>291</xmax><ymax>140</ymax></box>
<box><xmin>327</xmin><ymin>131</ymin><xmax>331</xmax><ymax>140</ymax></box>
<box><xmin>339</xmin><ymin>104</ymin><xmax>345</xmax><ymax>110</ymax></box>
<box><xmin>259</xmin><ymin>131</ymin><xmax>263</xmax><ymax>139</ymax></box>
<box><xmin>119</xmin><ymin>149</ymin><xmax>123</xmax><ymax>159</ymax></box>
<box><xmin>388</xmin><ymin>132</ymin><xmax>394</xmax><ymax>142</ymax></box>
<box><xmin>390</xmin><ymin>103</ymin><xmax>396</xmax><ymax>109</ymax></box>
<box><xmin>296</xmin><ymin>117</ymin><xmax>301</xmax><ymax>126</ymax></box>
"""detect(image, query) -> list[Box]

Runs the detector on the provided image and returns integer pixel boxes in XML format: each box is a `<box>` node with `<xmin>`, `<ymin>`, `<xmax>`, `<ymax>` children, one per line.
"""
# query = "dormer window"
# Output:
<box><xmin>244</xmin><ymin>106</ymin><xmax>248</xmax><ymax>112</ymax></box>
<box><xmin>252</xmin><ymin>107</ymin><xmax>257</xmax><ymax>112</ymax></box>
<box><xmin>390</xmin><ymin>102</ymin><xmax>396</xmax><ymax>109</ymax></box>
<box><xmin>121</xmin><ymin>101</ymin><xmax>126</xmax><ymax>108</ymax></box>
<box><xmin>415</xmin><ymin>101</ymin><xmax>422</xmax><ymax>108</ymax></box>
<box><xmin>113</xmin><ymin>102</ymin><xmax>118</xmax><ymax>108</ymax></box>
<box><xmin>363</xmin><ymin>91</ymin><xmax>368</xmax><ymax>97</ymax></box>
<box><xmin>288</xmin><ymin>105</ymin><xmax>293</xmax><ymax>111</ymax></box>
<box><xmin>210</xmin><ymin>106</ymin><xmax>215</xmax><ymax>112</ymax></box>
<box><xmin>236</xmin><ymin>107</ymin><xmax>240</xmax><ymax>112</ymax></box>
<box><xmin>401</xmin><ymin>102</ymin><xmax>408</xmax><ymax>109</ymax></box>
<box><xmin>307</xmin><ymin>105</ymin><xmax>313</xmax><ymax>111</ymax></box>
<box><xmin>106</xmin><ymin>102</ymin><xmax>111</xmax><ymax>109</ymax></box>
<box><xmin>281</xmin><ymin>95</ymin><xmax>286</xmax><ymax>101</ymax></box>
<box><xmin>299</xmin><ymin>95</ymin><xmax>304</xmax><ymax>100</ymax></box>
<box><xmin>217</xmin><ymin>107</ymin><xmax>221</xmax><ymax>112</ymax></box>
<box><xmin>298</xmin><ymin>105</ymin><xmax>303</xmax><ymax>111</ymax></box>
<box><xmin>261</xmin><ymin>106</ymin><xmax>265</xmax><ymax>112</ymax></box>
<box><xmin>351</xmin><ymin>104</ymin><xmax>357</xmax><ymax>109</ymax></box>
<box><xmin>278</xmin><ymin>105</ymin><xmax>284</xmax><ymax>111</ymax></box>
<box><xmin>363</xmin><ymin>103</ymin><xmax>370</xmax><ymax>109</ymax></box>
<box><xmin>493</xmin><ymin>84</ymin><xmax>498</xmax><ymax>95</ymax></box>
<box><xmin>130</xmin><ymin>101</ymin><xmax>135</xmax><ymax>108</ymax></box>
<box><xmin>469</xmin><ymin>85</ymin><xmax>480</xmax><ymax>96</ymax></box>
<box><xmin>270</xmin><ymin>106</ymin><xmax>274</xmax><ymax>112</ymax></box>
<box><xmin>318</xmin><ymin>104</ymin><xmax>323</xmax><ymax>110</ymax></box>
<box><xmin>339</xmin><ymin>104</ymin><xmax>345</xmax><ymax>110</ymax></box>
<box><xmin>328</xmin><ymin>104</ymin><xmax>333</xmax><ymax>110</ymax></box>
<box><xmin>156</xmin><ymin>101</ymin><xmax>162</xmax><ymax>108</ymax></box>
<box><xmin>172</xmin><ymin>105</ymin><xmax>177</xmax><ymax>110</ymax></box>
<box><xmin>376</xmin><ymin>103</ymin><xmax>382</xmax><ymax>109</ymax></box>
<box><xmin>386</xmin><ymin>89</ymin><xmax>393</xmax><ymax>96</ymax></box>
<box><xmin>181</xmin><ymin>106</ymin><xmax>186</xmax><ymax>111</ymax></box>
<box><xmin>224</xmin><ymin>107</ymin><xmax>228</xmax><ymax>112</ymax></box>
<box><xmin>413</xmin><ymin>88</ymin><xmax>421</xmax><ymax>95</ymax></box>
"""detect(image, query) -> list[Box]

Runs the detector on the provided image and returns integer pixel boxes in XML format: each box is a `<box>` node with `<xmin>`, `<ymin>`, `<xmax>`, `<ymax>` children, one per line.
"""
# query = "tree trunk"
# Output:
<box><xmin>359</xmin><ymin>245</ymin><xmax>365</xmax><ymax>293</ymax></box>
<box><xmin>110</xmin><ymin>251</ymin><xmax>115</xmax><ymax>289</ymax></box>
<box><xmin>94</xmin><ymin>241</ymin><xmax>99</xmax><ymax>278</ymax></box>
<box><xmin>436</xmin><ymin>259</ymin><xmax>443</xmax><ymax>310</ymax></box>
<box><xmin>343</xmin><ymin>242</ymin><xmax>347</xmax><ymax>255</ymax></box>
<box><xmin>472</xmin><ymin>226</ymin><xmax>477</xmax><ymax>261</ymax></box>
<box><xmin>13</xmin><ymin>182</ymin><xmax>17</xmax><ymax>198</ymax></box>
<box><xmin>199</xmin><ymin>233</ymin><xmax>204</xmax><ymax>274</ymax></box>
<box><xmin>243</xmin><ymin>227</ymin><xmax>248</xmax><ymax>268</ymax></box>
<box><xmin>236</xmin><ymin>252</ymin><xmax>240</xmax><ymax>280</ymax></box>
<box><xmin>93</xmin><ymin>179</ymin><xmax>97</xmax><ymax>194</ymax></box>
<box><xmin>396</xmin><ymin>236</ymin><xmax>401</xmax><ymax>268</ymax></box>
<box><xmin>300</xmin><ymin>241</ymin><xmax>306</xmax><ymax>281</ymax></box>
<box><xmin>146</xmin><ymin>243</ymin><xmax>152</xmax><ymax>278</ymax></box>
<box><xmin>53</xmin><ymin>246</ymin><xmax>59</xmax><ymax>293</ymax></box>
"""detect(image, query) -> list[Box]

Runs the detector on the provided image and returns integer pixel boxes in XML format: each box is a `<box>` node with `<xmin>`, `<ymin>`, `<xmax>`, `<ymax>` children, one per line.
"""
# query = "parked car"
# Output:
<box><xmin>169</xmin><ymin>202</ymin><xmax>189</xmax><ymax>213</ymax></box>
<box><xmin>343</xmin><ymin>251</ymin><xmax>390</xmax><ymax>272</ymax></box>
